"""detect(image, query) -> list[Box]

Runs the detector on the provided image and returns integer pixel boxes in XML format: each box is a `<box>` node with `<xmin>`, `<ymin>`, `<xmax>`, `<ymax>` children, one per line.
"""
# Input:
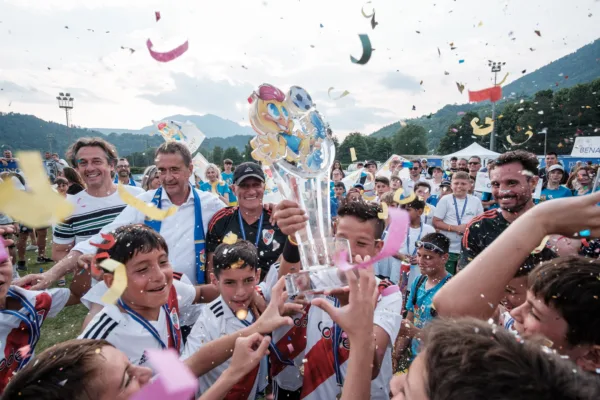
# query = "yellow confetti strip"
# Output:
<box><xmin>118</xmin><ymin>184</ymin><xmax>178</xmax><ymax>220</ymax></box>
<box><xmin>350</xmin><ymin>148</ymin><xmax>357</xmax><ymax>162</ymax></box>
<box><xmin>378</xmin><ymin>202</ymin><xmax>389</xmax><ymax>219</ymax></box>
<box><xmin>99</xmin><ymin>259</ymin><xmax>128</xmax><ymax>305</ymax></box>
<box><xmin>532</xmin><ymin>235</ymin><xmax>550</xmax><ymax>254</ymax></box>
<box><xmin>235</xmin><ymin>309</ymin><xmax>248</xmax><ymax>320</ymax></box>
<box><xmin>223</xmin><ymin>232</ymin><xmax>238</xmax><ymax>245</ymax></box>
<box><xmin>496</xmin><ymin>72</ymin><xmax>509</xmax><ymax>86</ymax></box>
<box><xmin>507</xmin><ymin>130</ymin><xmax>533</xmax><ymax>146</ymax></box>
<box><xmin>424</xmin><ymin>205</ymin><xmax>431</xmax><ymax>216</ymax></box>
<box><xmin>470</xmin><ymin>117</ymin><xmax>494</xmax><ymax>136</ymax></box>
<box><xmin>393</xmin><ymin>190</ymin><xmax>416</xmax><ymax>205</ymax></box>
<box><xmin>230</xmin><ymin>259</ymin><xmax>245</xmax><ymax>269</ymax></box>
<box><xmin>0</xmin><ymin>152</ymin><xmax>74</xmax><ymax>228</ymax></box>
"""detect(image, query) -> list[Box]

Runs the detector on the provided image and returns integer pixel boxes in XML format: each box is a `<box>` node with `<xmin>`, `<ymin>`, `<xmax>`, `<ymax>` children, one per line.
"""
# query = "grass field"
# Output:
<box><xmin>18</xmin><ymin>247</ymin><xmax>88</xmax><ymax>352</ymax></box>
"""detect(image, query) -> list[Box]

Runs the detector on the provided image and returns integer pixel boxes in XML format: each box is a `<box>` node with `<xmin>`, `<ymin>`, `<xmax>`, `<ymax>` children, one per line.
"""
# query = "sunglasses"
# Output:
<box><xmin>415</xmin><ymin>241</ymin><xmax>445</xmax><ymax>254</ymax></box>
<box><xmin>468</xmin><ymin>162</ymin><xmax>480</xmax><ymax>165</ymax></box>
<box><xmin>410</xmin><ymin>167</ymin><xmax>420</xmax><ymax>170</ymax></box>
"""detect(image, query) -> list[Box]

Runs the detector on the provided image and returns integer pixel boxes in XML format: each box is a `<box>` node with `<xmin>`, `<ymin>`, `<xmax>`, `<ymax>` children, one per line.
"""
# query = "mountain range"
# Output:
<box><xmin>371</xmin><ymin>39</ymin><xmax>600</xmax><ymax>151</ymax></box>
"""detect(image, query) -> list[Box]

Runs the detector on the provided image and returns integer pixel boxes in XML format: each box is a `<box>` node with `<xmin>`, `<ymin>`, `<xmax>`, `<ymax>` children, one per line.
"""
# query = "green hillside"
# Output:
<box><xmin>0</xmin><ymin>113</ymin><xmax>251</xmax><ymax>157</ymax></box>
<box><xmin>371</xmin><ymin>39</ymin><xmax>600</xmax><ymax>152</ymax></box>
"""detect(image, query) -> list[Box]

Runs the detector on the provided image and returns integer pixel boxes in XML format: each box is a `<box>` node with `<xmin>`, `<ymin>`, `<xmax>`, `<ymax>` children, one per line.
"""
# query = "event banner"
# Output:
<box><xmin>475</xmin><ymin>171</ymin><xmax>542</xmax><ymax>199</ymax></box>
<box><xmin>571</xmin><ymin>137</ymin><xmax>600</xmax><ymax>157</ymax></box>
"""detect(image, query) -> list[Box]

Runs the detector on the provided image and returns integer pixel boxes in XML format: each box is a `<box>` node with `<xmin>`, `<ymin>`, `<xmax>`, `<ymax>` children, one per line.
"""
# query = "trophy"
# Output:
<box><xmin>248</xmin><ymin>84</ymin><xmax>350</xmax><ymax>296</ymax></box>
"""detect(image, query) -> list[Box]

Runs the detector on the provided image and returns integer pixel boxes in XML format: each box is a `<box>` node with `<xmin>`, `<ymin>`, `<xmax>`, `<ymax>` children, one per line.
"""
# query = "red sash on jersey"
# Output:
<box><xmin>270</xmin><ymin>306</ymin><xmax>310</xmax><ymax>377</ymax></box>
<box><xmin>0</xmin><ymin>291</ymin><xmax>53</xmax><ymax>391</ymax></box>
<box><xmin>166</xmin><ymin>285</ymin><xmax>182</xmax><ymax>351</ymax></box>
<box><xmin>300</xmin><ymin>328</ymin><xmax>350</xmax><ymax>398</ymax></box>
<box><xmin>224</xmin><ymin>363</ymin><xmax>260</xmax><ymax>400</ymax></box>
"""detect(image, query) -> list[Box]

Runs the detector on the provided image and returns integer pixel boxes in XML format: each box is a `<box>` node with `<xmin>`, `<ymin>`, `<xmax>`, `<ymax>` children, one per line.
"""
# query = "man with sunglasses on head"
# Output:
<box><xmin>403</xmin><ymin>160</ymin><xmax>427</xmax><ymax>196</ymax></box>
<box><xmin>468</xmin><ymin>156</ymin><xmax>484</xmax><ymax>199</ymax></box>
<box><xmin>394</xmin><ymin>233</ymin><xmax>452</xmax><ymax>366</ymax></box>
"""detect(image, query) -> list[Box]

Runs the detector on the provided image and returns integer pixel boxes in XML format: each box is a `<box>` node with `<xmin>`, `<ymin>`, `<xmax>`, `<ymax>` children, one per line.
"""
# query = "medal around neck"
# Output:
<box><xmin>248</xmin><ymin>84</ymin><xmax>346</xmax><ymax>296</ymax></box>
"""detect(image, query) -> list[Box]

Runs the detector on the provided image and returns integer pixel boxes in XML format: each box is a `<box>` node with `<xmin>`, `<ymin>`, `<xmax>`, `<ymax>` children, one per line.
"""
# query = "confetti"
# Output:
<box><xmin>327</xmin><ymin>87</ymin><xmax>350</xmax><ymax>100</ymax></box>
<box><xmin>470</xmin><ymin>117</ymin><xmax>494</xmax><ymax>136</ymax></box>
<box><xmin>223</xmin><ymin>232</ymin><xmax>238</xmax><ymax>245</ymax></box>
<box><xmin>0</xmin><ymin>237</ymin><xmax>7</xmax><ymax>264</ymax></box>
<box><xmin>437</xmin><ymin>47</ymin><xmax>441</xmax><ymax>57</ymax></box>
<box><xmin>155</xmin><ymin>11</ymin><xmax>161</xmax><ymax>22</ymax></box>
<box><xmin>90</xmin><ymin>233</ymin><xmax>116</xmax><ymax>250</ymax></box>
<box><xmin>534</xmin><ymin>30</ymin><xmax>541</xmax><ymax>37</ymax></box>
<box><xmin>350</xmin><ymin>148</ymin><xmax>357</xmax><ymax>162</ymax></box>
<box><xmin>121</xmin><ymin>46</ymin><xmax>135</xmax><ymax>54</ymax></box>
<box><xmin>350</xmin><ymin>34</ymin><xmax>372</xmax><ymax>65</ymax></box>
<box><xmin>456</xmin><ymin>82</ymin><xmax>465</xmax><ymax>94</ymax></box>
<box><xmin>335</xmin><ymin>208</ymin><xmax>409</xmax><ymax>271</ymax></box>
<box><xmin>532</xmin><ymin>236</ymin><xmax>549</xmax><ymax>254</ymax></box>
<box><xmin>457</xmin><ymin>111</ymin><xmax>466</xmax><ymax>116</ymax></box>
<box><xmin>230</xmin><ymin>259</ymin><xmax>245</xmax><ymax>269</ymax></box>
<box><xmin>378</xmin><ymin>202</ymin><xmax>389</xmax><ymax>220</ymax></box>
<box><xmin>236</xmin><ymin>309</ymin><xmax>248</xmax><ymax>320</ymax></box>
<box><xmin>130</xmin><ymin>349</ymin><xmax>198</xmax><ymax>400</ymax></box>
<box><xmin>394</xmin><ymin>191</ymin><xmax>416</xmax><ymax>205</ymax></box>
<box><xmin>444</xmin><ymin>71</ymin><xmax>450</xmax><ymax>75</ymax></box>
<box><xmin>0</xmin><ymin>152</ymin><xmax>74</xmax><ymax>228</ymax></box>
<box><xmin>287</xmin><ymin>343</ymin><xmax>294</xmax><ymax>353</ymax></box>
<box><xmin>507</xmin><ymin>130</ymin><xmax>533</xmax><ymax>146</ymax></box>
<box><xmin>18</xmin><ymin>345</ymin><xmax>31</xmax><ymax>359</ymax></box>
<box><xmin>146</xmin><ymin>38</ymin><xmax>189</xmax><ymax>63</ymax></box>
<box><xmin>99</xmin><ymin>259</ymin><xmax>127</xmax><ymax>305</ymax></box>
<box><xmin>522</xmin><ymin>69</ymin><xmax>527</xmax><ymax>74</ymax></box>
<box><xmin>496</xmin><ymin>72</ymin><xmax>509</xmax><ymax>86</ymax></box>
<box><xmin>118</xmin><ymin>184</ymin><xmax>178</xmax><ymax>220</ymax></box>
<box><xmin>371</xmin><ymin>13</ymin><xmax>378</xmax><ymax>29</ymax></box>
<box><xmin>580</xmin><ymin>229</ymin><xmax>591</xmax><ymax>237</ymax></box>
<box><xmin>459</xmin><ymin>59</ymin><xmax>465</xmax><ymax>64</ymax></box>
<box><xmin>361</xmin><ymin>1</ymin><xmax>375</xmax><ymax>18</ymax></box>
<box><xmin>478</xmin><ymin>21</ymin><xmax>483</xmax><ymax>27</ymax></box>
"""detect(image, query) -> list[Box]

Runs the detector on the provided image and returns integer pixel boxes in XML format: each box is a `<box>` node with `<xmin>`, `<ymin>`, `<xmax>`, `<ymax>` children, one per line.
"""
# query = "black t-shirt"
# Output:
<box><xmin>206</xmin><ymin>207</ymin><xmax>287</xmax><ymax>278</ymax></box>
<box><xmin>459</xmin><ymin>209</ymin><xmax>556</xmax><ymax>272</ymax></box>
<box><xmin>66</xmin><ymin>183</ymin><xmax>85</xmax><ymax>195</ymax></box>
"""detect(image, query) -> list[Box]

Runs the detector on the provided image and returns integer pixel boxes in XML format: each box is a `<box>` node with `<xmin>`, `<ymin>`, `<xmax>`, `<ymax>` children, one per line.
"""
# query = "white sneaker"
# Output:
<box><xmin>26</xmin><ymin>245</ymin><xmax>38</xmax><ymax>251</ymax></box>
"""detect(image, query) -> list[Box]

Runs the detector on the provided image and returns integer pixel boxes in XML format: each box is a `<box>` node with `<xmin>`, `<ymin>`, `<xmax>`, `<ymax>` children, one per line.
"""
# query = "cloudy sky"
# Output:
<box><xmin>0</xmin><ymin>0</ymin><xmax>598</xmax><ymax>137</ymax></box>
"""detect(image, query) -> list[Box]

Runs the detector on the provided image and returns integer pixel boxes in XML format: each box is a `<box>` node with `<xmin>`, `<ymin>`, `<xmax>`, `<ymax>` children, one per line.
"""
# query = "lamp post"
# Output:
<box><xmin>487</xmin><ymin>60</ymin><xmax>505</xmax><ymax>152</ymax></box>
<box><xmin>56</xmin><ymin>92</ymin><xmax>74</xmax><ymax>127</ymax></box>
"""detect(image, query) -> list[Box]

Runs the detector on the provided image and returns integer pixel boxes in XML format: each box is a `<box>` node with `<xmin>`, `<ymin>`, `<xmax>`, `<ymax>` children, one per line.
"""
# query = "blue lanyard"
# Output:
<box><xmin>145</xmin><ymin>186</ymin><xmax>206</xmax><ymax>284</ymax></box>
<box><xmin>237</xmin><ymin>210</ymin><xmax>264</xmax><ymax>248</ymax></box>
<box><xmin>452</xmin><ymin>195</ymin><xmax>468</xmax><ymax>225</ymax></box>
<box><xmin>118</xmin><ymin>299</ymin><xmax>179</xmax><ymax>351</ymax></box>
<box><xmin>114</xmin><ymin>176</ymin><xmax>136</xmax><ymax>186</ymax></box>
<box><xmin>406</xmin><ymin>223</ymin><xmax>423</xmax><ymax>257</ymax></box>
<box><xmin>239</xmin><ymin>311</ymin><xmax>294</xmax><ymax>366</ymax></box>
<box><xmin>332</xmin><ymin>298</ymin><xmax>344</xmax><ymax>387</ymax></box>
<box><xmin>1</xmin><ymin>289</ymin><xmax>42</xmax><ymax>370</ymax></box>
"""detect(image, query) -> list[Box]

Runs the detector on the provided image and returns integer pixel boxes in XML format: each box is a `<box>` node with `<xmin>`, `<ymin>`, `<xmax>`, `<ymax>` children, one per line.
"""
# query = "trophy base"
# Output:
<box><xmin>284</xmin><ymin>265</ymin><xmax>348</xmax><ymax>297</ymax></box>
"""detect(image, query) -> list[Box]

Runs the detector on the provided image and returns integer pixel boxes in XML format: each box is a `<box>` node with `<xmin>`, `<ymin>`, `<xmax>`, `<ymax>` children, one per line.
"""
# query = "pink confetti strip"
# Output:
<box><xmin>0</xmin><ymin>237</ymin><xmax>8</xmax><ymax>264</ymax></box>
<box><xmin>335</xmin><ymin>208</ymin><xmax>409</xmax><ymax>271</ymax></box>
<box><xmin>146</xmin><ymin>39</ymin><xmax>189</xmax><ymax>63</ymax></box>
<box><xmin>287</xmin><ymin>343</ymin><xmax>294</xmax><ymax>353</ymax></box>
<box><xmin>155</xmin><ymin>11</ymin><xmax>161</xmax><ymax>22</ymax></box>
<box><xmin>381</xmin><ymin>285</ymin><xmax>400</xmax><ymax>297</ymax></box>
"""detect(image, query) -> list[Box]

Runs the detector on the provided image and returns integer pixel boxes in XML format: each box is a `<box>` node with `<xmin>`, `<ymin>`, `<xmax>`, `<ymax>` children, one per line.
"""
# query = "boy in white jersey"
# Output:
<box><xmin>0</xmin><ymin>226</ymin><xmax>83</xmax><ymax>391</ymax></box>
<box><xmin>79</xmin><ymin>225</ymin><xmax>219</xmax><ymax>366</ymax></box>
<box><xmin>183</xmin><ymin>240</ymin><xmax>266</xmax><ymax>399</ymax></box>
<box><xmin>274</xmin><ymin>200</ymin><xmax>403</xmax><ymax>400</ymax></box>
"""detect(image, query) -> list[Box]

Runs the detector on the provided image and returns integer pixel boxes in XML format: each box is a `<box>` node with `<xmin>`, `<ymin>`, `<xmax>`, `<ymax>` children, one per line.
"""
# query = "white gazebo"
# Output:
<box><xmin>442</xmin><ymin>143</ymin><xmax>500</xmax><ymax>161</ymax></box>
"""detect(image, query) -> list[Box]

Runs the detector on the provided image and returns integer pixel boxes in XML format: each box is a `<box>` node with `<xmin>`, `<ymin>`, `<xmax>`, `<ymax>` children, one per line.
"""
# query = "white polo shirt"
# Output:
<box><xmin>73</xmin><ymin>187</ymin><xmax>225</xmax><ymax>284</ymax></box>
<box><xmin>433</xmin><ymin>194</ymin><xmax>484</xmax><ymax>254</ymax></box>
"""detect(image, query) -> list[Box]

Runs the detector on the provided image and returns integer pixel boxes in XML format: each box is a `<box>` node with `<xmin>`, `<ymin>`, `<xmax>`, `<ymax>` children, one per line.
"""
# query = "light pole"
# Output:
<box><xmin>487</xmin><ymin>60</ymin><xmax>505</xmax><ymax>152</ymax></box>
<box><xmin>56</xmin><ymin>93</ymin><xmax>74</xmax><ymax>127</ymax></box>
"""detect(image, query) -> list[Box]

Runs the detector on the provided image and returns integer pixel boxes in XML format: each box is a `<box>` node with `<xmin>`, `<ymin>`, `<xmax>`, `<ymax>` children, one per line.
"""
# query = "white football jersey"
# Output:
<box><xmin>300</xmin><ymin>288</ymin><xmax>402</xmax><ymax>400</ymax></box>
<box><xmin>0</xmin><ymin>287</ymin><xmax>69</xmax><ymax>390</ymax></box>
<box><xmin>78</xmin><ymin>282</ymin><xmax>195</xmax><ymax>366</ymax></box>
<box><xmin>182</xmin><ymin>296</ymin><xmax>262</xmax><ymax>400</ymax></box>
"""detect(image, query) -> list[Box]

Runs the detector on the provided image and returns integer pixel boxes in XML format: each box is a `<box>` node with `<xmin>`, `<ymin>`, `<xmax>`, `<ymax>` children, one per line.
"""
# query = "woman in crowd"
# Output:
<box><xmin>140</xmin><ymin>165</ymin><xmax>161</xmax><ymax>191</ymax></box>
<box><xmin>55</xmin><ymin>177</ymin><xmax>69</xmax><ymax>197</ymax></box>
<box><xmin>62</xmin><ymin>166</ymin><xmax>85</xmax><ymax>195</ymax></box>
<box><xmin>199</xmin><ymin>163</ymin><xmax>230</xmax><ymax>204</ymax></box>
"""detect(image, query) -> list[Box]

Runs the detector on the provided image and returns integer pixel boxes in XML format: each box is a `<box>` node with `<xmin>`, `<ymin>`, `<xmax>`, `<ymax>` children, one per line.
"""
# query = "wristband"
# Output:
<box><xmin>287</xmin><ymin>235</ymin><xmax>298</xmax><ymax>246</ymax></box>
<box><xmin>283</xmin><ymin>237</ymin><xmax>301</xmax><ymax>263</ymax></box>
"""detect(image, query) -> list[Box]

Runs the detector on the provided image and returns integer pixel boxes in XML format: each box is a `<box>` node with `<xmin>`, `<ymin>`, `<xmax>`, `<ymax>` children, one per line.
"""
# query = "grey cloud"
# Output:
<box><xmin>319</xmin><ymin>96</ymin><xmax>395</xmax><ymax>131</ymax></box>
<box><xmin>139</xmin><ymin>73</ymin><xmax>254</xmax><ymax>120</ymax></box>
<box><xmin>0</xmin><ymin>80</ymin><xmax>50</xmax><ymax>102</ymax></box>
<box><xmin>380</xmin><ymin>72</ymin><xmax>421</xmax><ymax>92</ymax></box>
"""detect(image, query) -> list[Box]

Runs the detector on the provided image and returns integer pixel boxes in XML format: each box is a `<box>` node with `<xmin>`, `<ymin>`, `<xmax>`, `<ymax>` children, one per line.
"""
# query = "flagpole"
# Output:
<box><xmin>488</xmin><ymin>60</ymin><xmax>505</xmax><ymax>152</ymax></box>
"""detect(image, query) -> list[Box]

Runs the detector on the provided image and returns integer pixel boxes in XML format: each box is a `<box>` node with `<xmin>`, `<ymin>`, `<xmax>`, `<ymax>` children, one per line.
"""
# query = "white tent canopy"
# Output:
<box><xmin>442</xmin><ymin>143</ymin><xmax>500</xmax><ymax>160</ymax></box>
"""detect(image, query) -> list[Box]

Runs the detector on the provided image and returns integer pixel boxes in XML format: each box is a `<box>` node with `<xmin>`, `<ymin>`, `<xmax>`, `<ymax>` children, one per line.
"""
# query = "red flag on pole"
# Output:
<box><xmin>468</xmin><ymin>86</ymin><xmax>502</xmax><ymax>103</ymax></box>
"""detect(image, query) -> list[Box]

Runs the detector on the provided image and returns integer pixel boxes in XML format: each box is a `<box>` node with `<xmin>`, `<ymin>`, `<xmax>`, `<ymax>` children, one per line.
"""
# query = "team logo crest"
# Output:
<box><xmin>170</xmin><ymin>308</ymin><xmax>180</xmax><ymax>330</ymax></box>
<box><xmin>262</xmin><ymin>229</ymin><xmax>275</xmax><ymax>245</ymax></box>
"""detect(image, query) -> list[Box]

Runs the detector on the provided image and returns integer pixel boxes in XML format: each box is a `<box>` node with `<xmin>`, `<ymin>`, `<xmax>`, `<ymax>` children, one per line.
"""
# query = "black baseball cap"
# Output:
<box><xmin>233</xmin><ymin>162</ymin><xmax>265</xmax><ymax>185</ymax></box>
<box><xmin>440</xmin><ymin>180</ymin><xmax>451</xmax><ymax>187</ymax></box>
<box><xmin>365</xmin><ymin>160</ymin><xmax>377</xmax><ymax>167</ymax></box>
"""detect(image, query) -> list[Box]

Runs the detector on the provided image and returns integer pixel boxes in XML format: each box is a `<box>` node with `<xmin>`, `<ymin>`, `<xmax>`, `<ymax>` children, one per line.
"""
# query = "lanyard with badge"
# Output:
<box><xmin>0</xmin><ymin>289</ymin><xmax>41</xmax><ymax>370</ymax></box>
<box><xmin>332</xmin><ymin>298</ymin><xmax>345</xmax><ymax>399</ymax></box>
<box><xmin>238</xmin><ymin>310</ymin><xmax>294</xmax><ymax>367</ymax></box>
<box><xmin>406</xmin><ymin>223</ymin><xmax>423</xmax><ymax>258</ymax></box>
<box><xmin>452</xmin><ymin>195</ymin><xmax>468</xmax><ymax>225</ymax></box>
<box><xmin>117</xmin><ymin>299</ymin><xmax>180</xmax><ymax>352</ymax></box>
<box><xmin>237</xmin><ymin>210</ymin><xmax>264</xmax><ymax>247</ymax></box>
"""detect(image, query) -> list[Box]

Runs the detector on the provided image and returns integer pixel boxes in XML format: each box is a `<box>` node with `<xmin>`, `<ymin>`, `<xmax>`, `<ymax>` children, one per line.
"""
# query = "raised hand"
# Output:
<box><xmin>255</xmin><ymin>277</ymin><xmax>304</xmax><ymax>334</ymax></box>
<box><xmin>271</xmin><ymin>200</ymin><xmax>308</xmax><ymax>236</ymax></box>
<box><xmin>228</xmin><ymin>333</ymin><xmax>271</xmax><ymax>380</ymax></box>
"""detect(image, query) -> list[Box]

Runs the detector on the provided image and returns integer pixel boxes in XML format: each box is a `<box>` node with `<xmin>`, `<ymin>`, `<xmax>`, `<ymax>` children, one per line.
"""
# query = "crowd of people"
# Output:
<box><xmin>0</xmin><ymin>137</ymin><xmax>599</xmax><ymax>399</ymax></box>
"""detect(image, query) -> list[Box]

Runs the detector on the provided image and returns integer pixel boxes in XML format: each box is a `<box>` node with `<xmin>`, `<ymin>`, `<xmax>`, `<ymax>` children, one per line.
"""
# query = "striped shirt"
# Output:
<box><xmin>53</xmin><ymin>186</ymin><xmax>144</xmax><ymax>245</ymax></box>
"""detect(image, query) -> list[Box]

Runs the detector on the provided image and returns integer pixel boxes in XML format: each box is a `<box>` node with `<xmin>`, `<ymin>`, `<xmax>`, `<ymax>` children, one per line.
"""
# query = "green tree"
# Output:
<box><xmin>364</xmin><ymin>136</ymin><xmax>378</xmax><ymax>160</ymax></box>
<box><xmin>243</xmin><ymin>143</ymin><xmax>254</xmax><ymax>163</ymax></box>
<box><xmin>373</xmin><ymin>138</ymin><xmax>392</xmax><ymax>160</ymax></box>
<box><xmin>338</xmin><ymin>132</ymin><xmax>368</xmax><ymax>165</ymax></box>
<box><xmin>211</xmin><ymin>146</ymin><xmax>224</xmax><ymax>165</ymax></box>
<box><xmin>393</xmin><ymin>124</ymin><xmax>427</xmax><ymax>155</ymax></box>
<box><xmin>436</xmin><ymin>111</ymin><xmax>488</xmax><ymax>154</ymax></box>
<box><xmin>223</xmin><ymin>147</ymin><xmax>243</xmax><ymax>165</ymax></box>
<box><xmin>200</xmin><ymin>147</ymin><xmax>212</xmax><ymax>163</ymax></box>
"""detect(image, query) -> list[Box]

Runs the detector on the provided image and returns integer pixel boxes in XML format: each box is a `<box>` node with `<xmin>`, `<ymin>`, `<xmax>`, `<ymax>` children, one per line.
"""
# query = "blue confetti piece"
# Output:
<box><xmin>320</xmin><ymin>24</ymin><xmax>324</xmax><ymax>28</ymax></box>
<box><xmin>459</xmin><ymin>59</ymin><xmax>465</xmax><ymax>64</ymax></box>
<box><xmin>580</xmin><ymin>229</ymin><xmax>591</xmax><ymax>237</ymax></box>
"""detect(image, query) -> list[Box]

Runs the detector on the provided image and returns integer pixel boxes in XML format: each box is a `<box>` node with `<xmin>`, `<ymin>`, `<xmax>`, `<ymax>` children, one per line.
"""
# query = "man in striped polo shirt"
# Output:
<box><xmin>16</xmin><ymin>137</ymin><xmax>144</xmax><ymax>289</ymax></box>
